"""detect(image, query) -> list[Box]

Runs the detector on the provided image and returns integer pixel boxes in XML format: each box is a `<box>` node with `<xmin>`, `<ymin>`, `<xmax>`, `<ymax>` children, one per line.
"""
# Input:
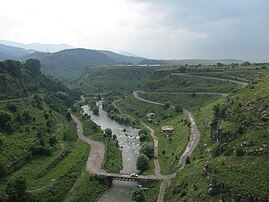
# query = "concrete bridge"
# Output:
<box><xmin>98</xmin><ymin>173</ymin><xmax>170</xmax><ymax>182</ymax></box>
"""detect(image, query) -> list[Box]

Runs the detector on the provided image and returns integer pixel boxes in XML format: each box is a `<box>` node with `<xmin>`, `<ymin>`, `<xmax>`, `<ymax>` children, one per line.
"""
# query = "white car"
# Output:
<box><xmin>130</xmin><ymin>173</ymin><xmax>138</xmax><ymax>177</ymax></box>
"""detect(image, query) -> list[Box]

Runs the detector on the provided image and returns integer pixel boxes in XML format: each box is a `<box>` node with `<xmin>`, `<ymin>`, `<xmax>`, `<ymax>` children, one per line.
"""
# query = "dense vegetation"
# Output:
<box><xmin>0</xmin><ymin>59</ymin><xmax>105</xmax><ymax>201</ymax></box>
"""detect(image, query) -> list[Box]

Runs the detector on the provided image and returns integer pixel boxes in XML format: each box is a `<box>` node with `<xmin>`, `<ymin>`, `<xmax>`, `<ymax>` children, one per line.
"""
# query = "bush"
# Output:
<box><xmin>140</xmin><ymin>142</ymin><xmax>154</xmax><ymax>159</ymax></box>
<box><xmin>92</xmin><ymin>106</ymin><xmax>99</xmax><ymax>115</ymax></box>
<box><xmin>139</xmin><ymin>134</ymin><xmax>147</xmax><ymax>142</ymax></box>
<box><xmin>6</xmin><ymin>176</ymin><xmax>28</xmax><ymax>202</ymax></box>
<box><xmin>104</xmin><ymin>128</ymin><xmax>112</xmax><ymax>138</ymax></box>
<box><xmin>131</xmin><ymin>189</ymin><xmax>145</xmax><ymax>202</ymax></box>
<box><xmin>136</xmin><ymin>154</ymin><xmax>149</xmax><ymax>172</ymax></box>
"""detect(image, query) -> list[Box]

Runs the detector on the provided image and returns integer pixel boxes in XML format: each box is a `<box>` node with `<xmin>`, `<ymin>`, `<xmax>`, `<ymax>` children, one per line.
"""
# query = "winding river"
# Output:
<box><xmin>81</xmin><ymin>101</ymin><xmax>140</xmax><ymax>201</ymax></box>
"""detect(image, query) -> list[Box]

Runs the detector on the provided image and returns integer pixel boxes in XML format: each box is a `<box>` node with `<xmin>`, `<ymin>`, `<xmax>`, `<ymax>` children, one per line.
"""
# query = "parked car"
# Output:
<box><xmin>130</xmin><ymin>173</ymin><xmax>138</xmax><ymax>177</ymax></box>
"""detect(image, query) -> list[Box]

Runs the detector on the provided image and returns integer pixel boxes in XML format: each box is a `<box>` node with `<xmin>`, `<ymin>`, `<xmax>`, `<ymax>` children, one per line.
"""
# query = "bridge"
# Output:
<box><xmin>97</xmin><ymin>173</ymin><xmax>170</xmax><ymax>182</ymax></box>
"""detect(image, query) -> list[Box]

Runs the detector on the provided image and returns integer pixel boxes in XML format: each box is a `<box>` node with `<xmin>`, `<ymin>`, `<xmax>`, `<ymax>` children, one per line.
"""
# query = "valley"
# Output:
<box><xmin>0</xmin><ymin>56</ymin><xmax>268</xmax><ymax>202</ymax></box>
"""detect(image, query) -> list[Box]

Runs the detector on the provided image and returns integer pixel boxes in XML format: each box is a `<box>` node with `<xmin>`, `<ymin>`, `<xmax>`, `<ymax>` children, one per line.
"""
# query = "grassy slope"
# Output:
<box><xmin>0</xmin><ymin>96</ymin><xmax>93</xmax><ymax>201</ymax></box>
<box><xmin>164</xmin><ymin>99</ymin><xmax>222</xmax><ymax>201</ymax></box>
<box><xmin>146</xmin><ymin>74</ymin><xmax>241</xmax><ymax>93</ymax></box>
<box><xmin>138</xmin><ymin>92</ymin><xmax>223</xmax><ymax>111</ymax></box>
<box><xmin>71</xmin><ymin>66</ymin><xmax>157</xmax><ymax>94</ymax></box>
<box><xmin>165</xmin><ymin>74</ymin><xmax>269</xmax><ymax>201</ymax></box>
<box><xmin>65</xmin><ymin>173</ymin><xmax>107</xmax><ymax>202</ymax></box>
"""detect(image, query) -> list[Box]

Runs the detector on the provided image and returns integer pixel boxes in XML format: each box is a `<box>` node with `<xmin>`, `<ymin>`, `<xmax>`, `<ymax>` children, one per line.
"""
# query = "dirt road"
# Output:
<box><xmin>71</xmin><ymin>113</ymin><xmax>107</xmax><ymax>175</ymax></box>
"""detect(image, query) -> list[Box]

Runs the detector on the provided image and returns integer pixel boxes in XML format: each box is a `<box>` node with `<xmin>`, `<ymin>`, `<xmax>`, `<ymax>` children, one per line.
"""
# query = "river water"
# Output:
<box><xmin>81</xmin><ymin>101</ymin><xmax>140</xmax><ymax>202</ymax></box>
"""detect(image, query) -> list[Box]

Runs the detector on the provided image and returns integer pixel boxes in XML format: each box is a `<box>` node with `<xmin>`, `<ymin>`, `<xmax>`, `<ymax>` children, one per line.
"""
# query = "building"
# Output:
<box><xmin>162</xmin><ymin>125</ymin><xmax>174</xmax><ymax>134</ymax></box>
<box><xmin>146</xmin><ymin>112</ymin><xmax>155</xmax><ymax>119</ymax></box>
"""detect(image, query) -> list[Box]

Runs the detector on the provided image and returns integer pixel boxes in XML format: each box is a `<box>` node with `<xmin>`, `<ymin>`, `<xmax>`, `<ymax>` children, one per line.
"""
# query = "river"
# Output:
<box><xmin>81</xmin><ymin>101</ymin><xmax>141</xmax><ymax>202</ymax></box>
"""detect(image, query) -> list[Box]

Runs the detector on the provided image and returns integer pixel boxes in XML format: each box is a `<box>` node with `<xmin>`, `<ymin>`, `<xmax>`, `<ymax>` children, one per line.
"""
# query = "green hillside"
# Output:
<box><xmin>0</xmin><ymin>59</ymin><xmax>104</xmax><ymax>201</ymax></box>
<box><xmin>71</xmin><ymin>66</ymin><xmax>159</xmax><ymax>94</ymax></box>
<box><xmin>164</xmin><ymin>74</ymin><xmax>269</xmax><ymax>201</ymax></box>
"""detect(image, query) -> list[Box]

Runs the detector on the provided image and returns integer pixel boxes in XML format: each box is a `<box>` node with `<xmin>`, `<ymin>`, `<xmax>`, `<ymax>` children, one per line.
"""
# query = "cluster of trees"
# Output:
<box><xmin>136</xmin><ymin>127</ymin><xmax>154</xmax><ymax>172</ymax></box>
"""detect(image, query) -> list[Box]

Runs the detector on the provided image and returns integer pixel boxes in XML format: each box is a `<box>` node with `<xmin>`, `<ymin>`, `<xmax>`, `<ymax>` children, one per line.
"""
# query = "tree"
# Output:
<box><xmin>24</xmin><ymin>58</ymin><xmax>41</xmax><ymax>76</ymax></box>
<box><xmin>104</xmin><ymin>128</ymin><xmax>112</xmax><ymax>138</ymax></box>
<box><xmin>139</xmin><ymin>128</ymin><xmax>148</xmax><ymax>136</ymax></box>
<box><xmin>0</xmin><ymin>138</ymin><xmax>3</xmax><ymax>148</ymax></box>
<box><xmin>92</xmin><ymin>106</ymin><xmax>99</xmax><ymax>115</ymax></box>
<box><xmin>6</xmin><ymin>177</ymin><xmax>28</xmax><ymax>202</ymax></box>
<box><xmin>140</xmin><ymin>143</ymin><xmax>154</xmax><ymax>159</ymax></box>
<box><xmin>136</xmin><ymin>154</ymin><xmax>149</xmax><ymax>172</ymax></box>
<box><xmin>163</xmin><ymin>102</ymin><xmax>170</xmax><ymax>109</ymax></box>
<box><xmin>175</xmin><ymin>105</ymin><xmax>183</xmax><ymax>113</ymax></box>
<box><xmin>186</xmin><ymin>156</ymin><xmax>191</xmax><ymax>164</ymax></box>
<box><xmin>0</xmin><ymin>163</ymin><xmax>7</xmax><ymax>179</ymax></box>
<box><xmin>0</xmin><ymin>111</ymin><xmax>12</xmax><ymax>128</ymax></box>
<box><xmin>131</xmin><ymin>189</ymin><xmax>145</xmax><ymax>202</ymax></box>
<box><xmin>139</xmin><ymin>134</ymin><xmax>147</xmax><ymax>142</ymax></box>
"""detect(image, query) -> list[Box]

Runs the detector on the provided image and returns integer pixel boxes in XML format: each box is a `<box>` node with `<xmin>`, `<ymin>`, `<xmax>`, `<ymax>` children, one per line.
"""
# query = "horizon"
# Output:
<box><xmin>0</xmin><ymin>0</ymin><xmax>268</xmax><ymax>62</ymax></box>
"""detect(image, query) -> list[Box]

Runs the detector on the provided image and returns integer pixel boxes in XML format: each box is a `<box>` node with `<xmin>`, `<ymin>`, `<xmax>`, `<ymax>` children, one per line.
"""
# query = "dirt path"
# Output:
<box><xmin>178</xmin><ymin>110</ymin><xmax>200</xmax><ymax>168</ymax></box>
<box><xmin>157</xmin><ymin>180</ymin><xmax>170</xmax><ymax>202</ymax></box>
<box><xmin>171</xmin><ymin>73</ymin><xmax>248</xmax><ymax>86</ymax></box>
<box><xmin>71</xmin><ymin>113</ymin><xmax>107</xmax><ymax>175</ymax></box>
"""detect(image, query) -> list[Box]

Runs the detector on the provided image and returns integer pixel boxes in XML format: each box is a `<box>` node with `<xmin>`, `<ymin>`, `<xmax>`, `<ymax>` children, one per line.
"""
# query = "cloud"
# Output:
<box><xmin>0</xmin><ymin>0</ymin><xmax>268</xmax><ymax>61</ymax></box>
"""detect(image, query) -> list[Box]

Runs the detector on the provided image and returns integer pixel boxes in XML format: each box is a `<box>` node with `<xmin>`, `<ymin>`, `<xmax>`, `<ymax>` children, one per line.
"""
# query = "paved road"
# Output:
<box><xmin>71</xmin><ymin>113</ymin><xmax>107</xmax><ymax>175</ymax></box>
<box><xmin>171</xmin><ymin>73</ymin><xmax>248</xmax><ymax>86</ymax></box>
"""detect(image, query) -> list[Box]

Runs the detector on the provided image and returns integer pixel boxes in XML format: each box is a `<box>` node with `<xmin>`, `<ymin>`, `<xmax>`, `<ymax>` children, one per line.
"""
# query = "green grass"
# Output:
<box><xmin>191</xmin><ymin>99</ymin><xmax>224</xmax><ymax>160</ymax></box>
<box><xmin>0</xmin><ymin>141</ymin><xmax>90</xmax><ymax>201</ymax></box>
<box><xmin>65</xmin><ymin>173</ymin><xmax>107</xmax><ymax>202</ymax></box>
<box><xmin>138</xmin><ymin>91</ymin><xmax>223</xmax><ymax>111</ymax></box>
<box><xmin>146</xmin><ymin>73</ymin><xmax>241</xmax><ymax>93</ymax></box>
<box><xmin>103</xmin><ymin>140</ymin><xmax>123</xmax><ymax>173</ymax></box>
<box><xmin>144</xmin><ymin>181</ymin><xmax>161</xmax><ymax>202</ymax></box>
<box><xmin>71</xmin><ymin>66</ymin><xmax>158</xmax><ymax>94</ymax></box>
<box><xmin>210</xmin><ymin>156</ymin><xmax>269</xmax><ymax>198</ymax></box>
<box><xmin>29</xmin><ymin>142</ymin><xmax>90</xmax><ymax>201</ymax></box>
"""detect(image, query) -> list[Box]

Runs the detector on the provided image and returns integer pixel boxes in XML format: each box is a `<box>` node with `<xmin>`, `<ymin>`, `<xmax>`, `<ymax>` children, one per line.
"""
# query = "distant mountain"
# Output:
<box><xmin>0</xmin><ymin>40</ymin><xmax>74</xmax><ymax>53</ymax></box>
<box><xmin>99</xmin><ymin>50</ymin><xmax>144</xmax><ymax>65</ymax></box>
<box><xmin>0</xmin><ymin>44</ymin><xmax>31</xmax><ymax>60</ymax></box>
<box><xmin>23</xmin><ymin>49</ymin><xmax>115</xmax><ymax>81</ymax></box>
<box><xmin>24</xmin><ymin>48</ymin><xmax>147</xmax><ymax>81</ymax></box>
<box><xmin>140</xmin><ymin>59</ymin><xmax>244</xmax><ymax>65</ymax></box>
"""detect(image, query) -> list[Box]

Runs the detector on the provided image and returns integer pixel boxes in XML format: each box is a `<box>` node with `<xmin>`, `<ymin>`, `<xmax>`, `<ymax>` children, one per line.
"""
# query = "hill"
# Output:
<box><xmin>0</xmin><ymin>59</ymin><xmax>97</xmax><ymax>201</ymax></box>
<box><xmin>140</xmin><ymin>59</ymin><xmax>244</xmax><ymax>66</ymax></box>
<box><xmin>99</xmin><ymin>50</ymin><xmax>144</xmax><ymax>65</ymax></box>
<box><xmin>0</xmin><ymin>40</ymin><xmax>74</xmax><ymax>53</ymax></box>
<box><xmin>71</xmin><ymin>65</ymin><xmax>158</xmax><ymax>94</ymax></box>
<box><xmin>164</xmin><ymin>73</ymin><xmax>269</xmax><ymax>201</ymax></box>
<box><xmin>0</xmin><ymin>44</ymin><xmax>31</xmax><ymax>60</ymax></box>
<box><xmin>24</xmin><ymin>49</ymin><xmax>147</xmax><ymax>81</ymax></box>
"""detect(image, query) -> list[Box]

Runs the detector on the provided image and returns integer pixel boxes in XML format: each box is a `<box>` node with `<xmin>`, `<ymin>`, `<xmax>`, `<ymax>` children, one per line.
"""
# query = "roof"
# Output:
<box><xmin>162</xmin><ymin>125</ymin><xmax>174</xmax><ymax>131</ymax></box>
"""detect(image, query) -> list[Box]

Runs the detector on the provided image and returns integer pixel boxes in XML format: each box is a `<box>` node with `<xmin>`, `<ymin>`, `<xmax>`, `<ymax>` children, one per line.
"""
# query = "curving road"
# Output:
<box><xmin>171</xmin><ymin>73</ymin><xmax>248</xmax><ymax>86</ymax></box>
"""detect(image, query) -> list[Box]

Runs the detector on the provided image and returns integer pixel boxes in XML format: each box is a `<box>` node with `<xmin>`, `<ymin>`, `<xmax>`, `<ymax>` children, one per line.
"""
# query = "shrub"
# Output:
<box><xmin>136</xmin><ymin>154</ymin><xmax>149</xmax><ymax>172</ymax></box>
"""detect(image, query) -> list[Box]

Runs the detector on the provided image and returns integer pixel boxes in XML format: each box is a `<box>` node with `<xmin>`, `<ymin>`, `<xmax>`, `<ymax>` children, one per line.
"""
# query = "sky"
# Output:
<box><xmin>0</xmin><ymin>0</ymin><xmax>268</xmax><ymax>61</ymax></box>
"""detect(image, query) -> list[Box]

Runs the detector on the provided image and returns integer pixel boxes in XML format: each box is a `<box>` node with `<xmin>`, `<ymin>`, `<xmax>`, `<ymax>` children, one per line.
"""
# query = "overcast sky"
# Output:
<box><xmin>0</xmin><ymin>0</ymin><xmax>268</xmax><ymax>61</ymax></box>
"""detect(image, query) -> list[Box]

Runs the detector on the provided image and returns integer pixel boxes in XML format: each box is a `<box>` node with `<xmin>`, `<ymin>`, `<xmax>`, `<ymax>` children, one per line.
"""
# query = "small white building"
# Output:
<box><xmin>162</xmin><ymin>125</ymin><xmax>174</xmax><ymax>134</ymax></box>
<box><xmin>146</xmin><ymin>112</ymin><xmax>155</xmax><ymax>119</ymax></box>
